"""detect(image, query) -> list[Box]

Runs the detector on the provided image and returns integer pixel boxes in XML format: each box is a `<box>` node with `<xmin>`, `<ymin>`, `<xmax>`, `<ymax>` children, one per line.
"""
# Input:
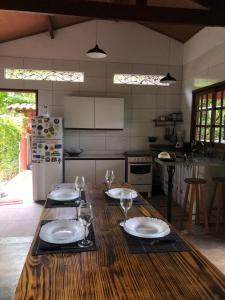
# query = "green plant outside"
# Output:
<box><xmin>0</xmin><ymin>92</ymin><xmax>36</xmax><ymax>181</ymax></box>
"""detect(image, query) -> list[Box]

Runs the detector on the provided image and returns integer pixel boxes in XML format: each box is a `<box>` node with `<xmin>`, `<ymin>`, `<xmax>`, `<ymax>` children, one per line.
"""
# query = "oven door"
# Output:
<box><xmin>128</xmin><ymin>163</ymin><xmax>152</xmax><ymax>184</ymax></box>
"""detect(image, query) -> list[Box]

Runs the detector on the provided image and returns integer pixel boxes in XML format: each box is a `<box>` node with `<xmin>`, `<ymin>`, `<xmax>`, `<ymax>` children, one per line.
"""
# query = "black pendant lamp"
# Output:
<box><xmin>160</xmin><ymin>39</ymin><xmax>176</xmax><ymax>84</ymax></box>
<box><xmin>86</xmin><ymin>21</ymin><xmax>107</xmax><ymax>59</ymax></box>
<box><xmin>160</xmin><ymin>73</ymin><xmax>176</xmax><ymax>84</ymax></box>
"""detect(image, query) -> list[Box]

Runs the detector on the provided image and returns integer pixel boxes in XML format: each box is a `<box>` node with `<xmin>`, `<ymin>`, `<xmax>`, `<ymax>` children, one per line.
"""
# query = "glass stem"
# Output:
<box><xmin>84</xmin><ymin>225</ymin><xmax>88</xmax><ymax>242</ymax></box>
<box><xmin>75</xmin><ymin>207</ymin><xmax>78</xmax><ymax>220</ymax></box>
<box><xmin>79</xmin><ymin>189</ymin><xmax>81</xmax><ymax>201</ymax></box>
<box><xmin>124</xmin><ymin>210</ymin><xmax>128</xmax><ymax>225</ymax></box>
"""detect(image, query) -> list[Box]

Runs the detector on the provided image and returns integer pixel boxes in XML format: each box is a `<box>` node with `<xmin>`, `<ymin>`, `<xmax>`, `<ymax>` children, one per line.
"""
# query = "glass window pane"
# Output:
<box><xmin>201</xmin><ymin>111</ymin><xmax>206</xmax><ymax>125</ymax></box>
<box><xmin>196</xmin><ymin>112</ymin><xmax>201</xmax><ymax>125</ymax></box>
<box><xmin>216</xmin><ymin>91</ymin><xmax>222</xmax><ymax>108</ymax></box>
<box><xmin>208</xmin><ymin>93</ymin><xmax>212</xmax><ymax>108</ymax></box>
<box><xmin>206</xmin><ymin>110</ymin><xmax>212</xmax><ymax>125</ymax></box>
<box><xmin>195</xmin><ymin>127</ymin><xmax>200</xmax><ymax>141</ymax></box>
<box><xmin>202</xmin><ymin>95</ymin><xmax>207</xmax><ymax>109</ymax></box>
<box><xmin>214</xmin><ymin>127</ymin><xmax>220</xmax><ymax>143</ymax></box>
<box><xmin>200</xmin><ymin>127</ymin><xmax>205</xmax><ymax>141</ymax></box>
<box><xmin>197</xmin><ymin>95</ymin><xmax>202</xmax><ymax>110</ymax></box>
<box><xmin>221</xmin><ymin>126</ymin><xmax>225</xmax><ymax>144</ymax></box>
<box><xmin>215</xmin><ymin>110</ymin><xmax>221</xmax><ymax>125</ymax></box>
<box><xmin>205</xmin><ymin>127</ymin><xmax>211</xmax><ymax>142</ymax></box>
<box><xmin>222</xmin><ymin>109</ymin><xmax>225</xmax><ymax>124</ymax></box>
<box><xmin>223</xmin><ymin>91</ymin><xmax>225</xmax><ymax>107</ymax></box>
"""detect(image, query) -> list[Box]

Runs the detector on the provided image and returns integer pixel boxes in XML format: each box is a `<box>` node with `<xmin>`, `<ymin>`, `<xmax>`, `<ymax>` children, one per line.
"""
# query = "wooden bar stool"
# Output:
<box><xmin>181</xmin><ymin>178</ymin><xmax>208</xmax><ymax>233</ymax></box>
<box><xmin>208</xmin><ymin>177</ymin><xmax>225</xmax><ymax>232</ymax></box>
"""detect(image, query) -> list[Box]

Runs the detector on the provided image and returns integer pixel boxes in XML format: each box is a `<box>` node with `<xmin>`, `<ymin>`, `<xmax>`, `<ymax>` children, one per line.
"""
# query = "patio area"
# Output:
<box><xmin>0</xmin><ymin>170</ymin><xmax>33</xmax><ymax>206</ymax></box>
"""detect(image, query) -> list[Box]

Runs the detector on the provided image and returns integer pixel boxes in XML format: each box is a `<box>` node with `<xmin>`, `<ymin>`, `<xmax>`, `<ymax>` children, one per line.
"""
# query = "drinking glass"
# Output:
<box><xmin>78</xmin><ymin>203</ymin><xmax>94</xmax><ymax>248</ymax></box>
<box><xmin>120</xmin><ymin>191</ymin><xmax>133</xmax><ymax>227</ymax></box>
<box><xmin>74</xmin><ymin>176</ymin><xmax>85</xmax><ymax>219</ymax></box>
<box><xmin>105</xmin><ymin>170</ymin><xmax>115</xmax><ymax>190</ymax></box>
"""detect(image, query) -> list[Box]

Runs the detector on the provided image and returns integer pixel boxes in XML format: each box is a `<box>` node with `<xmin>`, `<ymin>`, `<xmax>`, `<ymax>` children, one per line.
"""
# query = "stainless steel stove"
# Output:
<box><xmin>124</xmin><ymin>151</ymin><xmax>152</xmax><ymax>197</ymax></box>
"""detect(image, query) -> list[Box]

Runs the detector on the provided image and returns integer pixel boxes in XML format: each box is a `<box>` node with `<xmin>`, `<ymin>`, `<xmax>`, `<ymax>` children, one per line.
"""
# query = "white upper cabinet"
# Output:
<box><xmin>63</xmin><ymin>96</ymin><xmax>124</xmax><ymax>129</ymax></box>
<box><xmin>95</xmin><ymin>98</ymin><xmax>124</xmax><ymax>129</ymax></box>
<box><xmin>64</xmin><ymin>96</ymin><xmax>94</xmax><ymax>128</ymax></box>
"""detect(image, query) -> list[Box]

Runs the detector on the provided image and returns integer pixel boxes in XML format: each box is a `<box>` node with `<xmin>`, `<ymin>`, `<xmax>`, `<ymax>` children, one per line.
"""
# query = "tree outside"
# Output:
<box><xmin>0</xmin><ymin>91</ymin><xmax>36</xmax><ymax>182</ymax></box>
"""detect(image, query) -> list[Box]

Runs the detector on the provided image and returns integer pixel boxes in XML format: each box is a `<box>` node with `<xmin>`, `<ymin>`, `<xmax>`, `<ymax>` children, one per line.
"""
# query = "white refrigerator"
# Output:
<box><xmin>31</xmin><ymin>117</ymin><xmax>63</xmax><ymax>201</ymax></box>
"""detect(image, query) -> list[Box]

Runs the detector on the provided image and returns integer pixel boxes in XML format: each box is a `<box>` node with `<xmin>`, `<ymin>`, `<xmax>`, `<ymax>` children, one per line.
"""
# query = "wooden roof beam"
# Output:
<box><xmin>191</xmin><ymin>0</ymin><xmax>212</xmax><ymax>9</ymax></box>
<box><xmin>1</xmin><ymin>1</ymin><xmax>225</xmax><ymax>27</ymax></box>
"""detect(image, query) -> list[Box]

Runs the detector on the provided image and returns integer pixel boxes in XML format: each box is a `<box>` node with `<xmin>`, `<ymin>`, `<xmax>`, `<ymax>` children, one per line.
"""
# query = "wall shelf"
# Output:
<box><xmin>152</xmin><ymin>119</ymin><xmax>183</xmax><ymax>127</ymax></box>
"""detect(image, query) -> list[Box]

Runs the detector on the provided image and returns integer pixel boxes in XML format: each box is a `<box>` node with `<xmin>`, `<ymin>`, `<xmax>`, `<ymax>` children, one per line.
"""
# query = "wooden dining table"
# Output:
<box><xmin>14</xmin><ymin>184</ymin><xmax>225</xmax><ymax>300</ymax></box>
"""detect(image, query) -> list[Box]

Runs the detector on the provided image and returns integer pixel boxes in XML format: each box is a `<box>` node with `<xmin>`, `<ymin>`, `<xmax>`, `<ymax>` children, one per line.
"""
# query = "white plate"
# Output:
<box><xmin>106</xmin><ymin>188</ymin><xmax>138</xmax><ymax>200</ymax></box>
<box><xmin>48</xmin><ymin>189</ymin><xmax>79</xmax><ymax>201</ymax></box>
<box><xmin>39</xmin><ymin>220</ymin><xmax>86</xmax><ymax>244</ymax></box>
<box><xmin>124</xmin><ymin>217</ymin><xmax>170</xmax><ymax>238</ymax></box>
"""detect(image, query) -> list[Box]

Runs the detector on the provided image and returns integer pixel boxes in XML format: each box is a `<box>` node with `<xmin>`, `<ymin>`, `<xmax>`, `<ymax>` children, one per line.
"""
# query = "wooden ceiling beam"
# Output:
<box><xmin>47</xmin><ymin>16</ymin><xmax>54</xmax><ymax>39</ymax></box>
<box><xmin>1</xmin><ymin>1</ymin><xmax>225</xmax><ymax>26</ymax></box>
<box><xmin>136</xmin><ymin>0</ymin><xmax>147</xmax><ymax>6</ymax></box>
<box><xmin>191</xmin><ymin>0</ymin><xmax>212</xmax><ymax>8</ymax></box>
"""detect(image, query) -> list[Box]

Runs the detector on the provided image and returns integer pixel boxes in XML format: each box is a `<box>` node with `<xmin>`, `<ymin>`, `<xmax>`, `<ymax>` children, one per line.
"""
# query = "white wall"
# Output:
<box><xmin>0</xmin><ymin>20</ymin><xmax>183</xmax><ymax>153</ymax></box>
<box><xmin>182</xmin><ymin>27</ymin><xmax>225</xmax><ymax>141</ymax></box>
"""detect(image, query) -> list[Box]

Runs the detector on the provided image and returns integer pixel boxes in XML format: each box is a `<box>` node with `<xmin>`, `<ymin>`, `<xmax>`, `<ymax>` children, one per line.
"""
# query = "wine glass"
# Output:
<box><xmin>105</xmin><ymin>170</ymin><xmax>115</xmax><ymax>190</ymax></box>
<box><xmin>120</xmin><ymin>191</ymin><xmax>133</xmax><ymax>227</ymax></box>
<box><xmin>78</xmin><ymin>203</ymin><xmax>94</xmax><ymax>248</ymax></box>
<box><xmin>74</xmin><ymin>176</ymin><xmax>85</xmax><ymax>219</ymax></box>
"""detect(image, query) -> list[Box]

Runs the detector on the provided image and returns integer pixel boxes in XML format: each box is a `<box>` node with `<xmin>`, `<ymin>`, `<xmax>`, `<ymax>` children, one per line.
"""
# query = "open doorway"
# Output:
<box><xmin>0</xmin><ymin>89</ymin><xmax>37</xmax><ymax>206</ymax></box>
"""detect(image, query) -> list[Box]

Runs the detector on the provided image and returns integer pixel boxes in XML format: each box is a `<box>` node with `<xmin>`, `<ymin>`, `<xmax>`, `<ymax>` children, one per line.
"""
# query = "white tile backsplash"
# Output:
<box><xmin>130</xmin><ymin>137</ymin><xmax>149</xmax><ymax>151</ymax></box>
<box><xmin>52</xmin><ymin>59</ymin><xmax>80</xmax><ymax>71</ymax></box>
<box><xmin>106</xmin><ymin>137</ymin><xmax>129</xmax><ymax>151</ymax></box>
<box><xmin>0</xmin><ymin>55</ymin><xmax>182</xmax><ymax>153</ymax></box>
<box><xmin>23</xmin><ymin>58</ymin><xmax>53</xmax><ymax>69</ymax></box>
<box><xmin>80</xmin><ymin>61</ymin><xmax>106</xmax><ymax>77</ymax></box>
<box><xmin>38</xmin><ymin>89</ymin><xmax>53</xmax><ymax>106</ymax></box>
<box><xmin>80</xmin><ymin>136</ymin><xmax>106</xmax><ymax>151</ymax></box>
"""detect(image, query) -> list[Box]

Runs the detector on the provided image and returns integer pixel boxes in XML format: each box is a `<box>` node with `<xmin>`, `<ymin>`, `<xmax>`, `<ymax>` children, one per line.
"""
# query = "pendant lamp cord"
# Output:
<box><xmin>96</xmin><ymin>20</ymin><xmax>98</xmax><ymax>45</ymax></box>
<box><xmin>168</xmin><ymin>38</ymin><xmax>171</xmax><ymax>67</ymax></box>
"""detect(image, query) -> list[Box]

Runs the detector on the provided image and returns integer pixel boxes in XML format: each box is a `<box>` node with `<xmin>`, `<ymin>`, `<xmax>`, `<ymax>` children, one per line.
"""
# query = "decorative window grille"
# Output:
<box><xmin>192</xmin><ymin>84</ymin><xmax>225</xmax><ymax>145</ymax></box>
<box><xmin>113</xmin><ymin>74</ymin><xmax>169</xmax><ymax>86</ymax></box>
<box><xmin>4</xmin><ymin>68</ymin><xmax>84</xmax><ymax>83</ymax></box>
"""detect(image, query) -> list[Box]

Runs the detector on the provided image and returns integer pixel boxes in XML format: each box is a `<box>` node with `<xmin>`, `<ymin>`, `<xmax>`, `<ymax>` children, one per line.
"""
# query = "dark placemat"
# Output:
<box><xmin>121</xmin><ymin>226</ymin><xmax>191</xmax><ymax>253</ymax></box>
<box><xmin>45</xmin><ymin>191</ymin><xmax>86</xmax><ymax>208</ymax></box>
<box><xmin>32</xmin><ymin>219</ymin><xmax>97</xmax><ymax>256</ymax></box>
<box><xmin>104</xmin><ymin>192</ymin><xmax>145</xmax><ymax>206</ymax></box>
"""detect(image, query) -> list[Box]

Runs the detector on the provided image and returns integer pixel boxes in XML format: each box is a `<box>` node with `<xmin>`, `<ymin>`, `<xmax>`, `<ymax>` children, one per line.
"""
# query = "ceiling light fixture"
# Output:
<box><xmin>160</xmin><ymin>73</ymin><xmax>176</xmax><ymax>84</ymax></box>
<box><xmin>86</xmin><ymin>21</ymin><xmax>107</xmax><ymax>59</ymax></box>
<box><xmin>160</xmin><ymin>39</ymin><xmax>176</xmax><ymax>85</ymax></box>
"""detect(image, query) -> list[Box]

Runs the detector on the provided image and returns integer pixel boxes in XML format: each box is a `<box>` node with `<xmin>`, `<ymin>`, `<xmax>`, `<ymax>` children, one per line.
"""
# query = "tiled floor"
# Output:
<box><xmin>149</xmin><ymin>195</ymin><xmax>225</xmax><ymax>275</ymax></box>
<box><xmin>0</xmin><ymin>195</ymin><xmax>224</xmax><ymax>300</ymax></box>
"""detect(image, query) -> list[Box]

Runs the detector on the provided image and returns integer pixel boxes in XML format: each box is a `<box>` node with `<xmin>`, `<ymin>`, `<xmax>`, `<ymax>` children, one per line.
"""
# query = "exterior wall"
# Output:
<box><xmin>182</xmin><ymin>27</ymin><xmax>225</xmax><ymax>141</ymax></box>
<box><xmin>182</xmin><ymin>27</ymin><xmax>225</xmax><ymax>205</ymax></box>
<box><xmin>0</xmin><ymin>20</ymin><xmax>183</xmax><ymax>154</ymax></box>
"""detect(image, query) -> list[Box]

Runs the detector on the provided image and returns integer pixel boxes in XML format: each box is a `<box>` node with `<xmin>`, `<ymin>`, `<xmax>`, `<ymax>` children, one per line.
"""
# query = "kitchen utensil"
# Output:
<box><xmin>78</xmin><ymin>203</ymin><xmax>94</xmax><ymax>248</ymax></box>
<box><xmin>48</xmin><ymin>189</ymin><xmax>79</xmax><ymax>201</ymax></box>
<box><xmin>120</xmin><ymin>190</ymin><xmax>133</xmax><ymax>227</ymax></box>
<box><xmin>39</xmin><ymin>220</ymin><xmax>85</xmax><ymax>244</ymax></box>
<box><xmin>105</xmin><ymin>170</ymin><xmax>115</xmax><ymax>190</ymax></box>
<box><xmin>106</xmin><ymin>188</ymin><xmax>138</xmax><ymax>200</ymax></box>
<box><xmin>124</xmin><ymin>217</ymin><xmax>170</xmax><ymax>238</ymax></box>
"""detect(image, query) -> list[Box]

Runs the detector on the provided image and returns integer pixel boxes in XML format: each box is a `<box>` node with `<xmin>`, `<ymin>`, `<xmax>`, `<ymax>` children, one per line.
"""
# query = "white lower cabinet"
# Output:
<box><xmin>64</xmin><ymin>159</ymin><xmax>125</xmax><ymax>184</ymax></box>
<box><xmin>95</xmin><ymin>160</ymin><xmax>125</xmax><ymax>184</ymax></box>
<box><xmin>64</xmin><ymin>160</ymin><xmax>95</xmax><ymax>183</ymax></box>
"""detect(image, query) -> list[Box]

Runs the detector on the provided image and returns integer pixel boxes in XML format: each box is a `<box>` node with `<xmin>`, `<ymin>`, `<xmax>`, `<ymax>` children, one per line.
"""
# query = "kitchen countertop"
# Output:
<box><xmin>155</xmin><ymin>157</ymin><xmax>225</xmax><ymax>167</ymax></box>
<box><xmin>64</xmin><ymin>154</ymin><xmax>125</xmax><ymax>160</ymax></box>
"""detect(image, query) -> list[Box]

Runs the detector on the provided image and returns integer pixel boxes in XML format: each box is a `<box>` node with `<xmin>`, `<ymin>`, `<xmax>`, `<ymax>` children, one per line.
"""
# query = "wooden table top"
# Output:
<box><xmin>14</xmin><ymin>184</ymin><xmax>225</xmax><ymax>300</ymax></box>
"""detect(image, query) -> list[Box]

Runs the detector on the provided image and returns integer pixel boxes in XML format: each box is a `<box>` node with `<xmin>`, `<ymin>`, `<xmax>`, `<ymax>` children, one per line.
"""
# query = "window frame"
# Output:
<box><xmin>191</xmin><ymin>81</ymin><xmax>225</xmax><ymax>149</ymax></box>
